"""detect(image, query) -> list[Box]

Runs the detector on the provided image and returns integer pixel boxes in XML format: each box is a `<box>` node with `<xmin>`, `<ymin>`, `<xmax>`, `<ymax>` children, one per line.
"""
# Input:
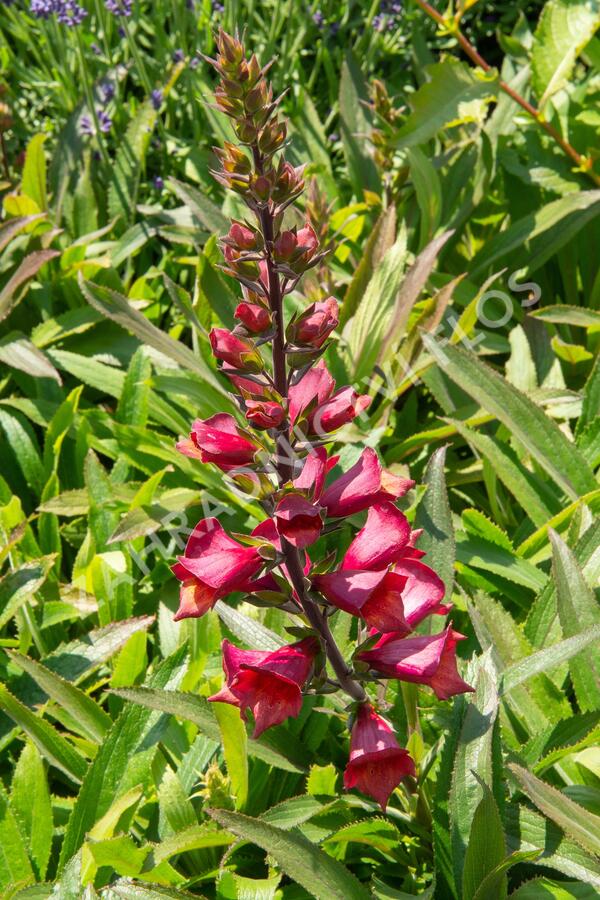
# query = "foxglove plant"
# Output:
<box><xmin>174</xmin><ymin>30</ymin><xmax>473</xmax><ymax>811</ymax></box>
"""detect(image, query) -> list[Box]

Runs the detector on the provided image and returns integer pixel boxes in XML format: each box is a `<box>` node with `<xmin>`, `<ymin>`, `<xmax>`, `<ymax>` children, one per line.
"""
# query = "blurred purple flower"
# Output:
<box><xmin>105</xmin><ymin>0</ymin><xmax>132</xmax><ymax>16</ymax></box>
<box><xmin>30</xmin><ymin>0</ymin><xmax>87</xmax><ymax>25</ymax></box>
<box><xmin>97</xmin><ymin>109</ymin><xmax>112</xmax><ymax>132</ymax></box>
<box><xmin>211</xmin><ymin>0</ymin><xmax>224</xmax><ymax>12</ymax></box>
<box><xmin>312</xmin><ymin>10</ymin><xmax>324</xmax><ymax>26</ymax></box>
<box><xmin>329</xmin><ymin>21</ymin><xmax>340</xmax><ymax>35</ymax></box>
<box><xmin>153</xmin><ymin>175</ymin><xmax>164</xmax><ymax>190</ymax></box>
<box><xmin>151</xmin><ymin>88</ymin><xmax>163</xmax><ymax>110</ymax></box>
<box><xmin>173</xmin><ymin>48</ymin><xmax>185</xmax><ymax>62</ymax></box>
<box><xmin>79</xmin><ymin>115</ymin><xmax>94</xmax><ymax>136</ymax></box>
<box><xmin>101</xmin><ymin>81</ymin><xmax>115</xmax><ymax>102</ymax></box>
<box><xmin>91</xmin><ymin>42</ymin><xmax>102</xmax><ymax>55</ymax></box>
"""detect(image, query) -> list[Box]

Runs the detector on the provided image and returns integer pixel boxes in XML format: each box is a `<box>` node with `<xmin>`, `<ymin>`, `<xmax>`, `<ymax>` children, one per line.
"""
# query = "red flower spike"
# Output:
<box><xmin>245</xmin><ymin>399</ymin><xmax>285</xmax><ymax>429</ymax></box>
<box><xmin>357</xmin><ymin>628</ymin><xmax>474</xmax><ymax>700</ymax></box>
<box><xmin>235</xmin><ymin>301</ymin><xmax>271</xmax><ymax>333</ymax></box>
<box><xmin>178</xmin><ymin>414</ymin><xmax>258</xmax><ymax>471</ymax></box>
<box><xmin>344</xmin><ymin>704</ymin><xmax>415</xmax><ymax>810</ymax></box>
<box><xmin>321</xmin><ymin>448</ymin><xmax>414</xmax><ymax>518</ymax></box>
<box><xmin>313</xmin><ymin>569</ymin><xmax>409</xmax><ymax>634</ymax></box>
<box><xmin>172</xmin><ymin>519</ymin><xmax>263</xmax><ymax>620</ymax></box>
<box><xmin>209</xmin><ymin>328</ymin><xmax>263</xmax><ymax>371</ymax></box>
<box><xmin>274</xmin><ymin>493</ymin><xmax>323</xmax><ymax>549</ymax></box>
<box><xmin>209</xmin><ymin>637</ymin><xmax>319</xmax><ymax>737</ymax></box>
<box><xmin>288</xmin><ymin>297</ymin><xmax>339</xmax><ymax>348</ymax></box>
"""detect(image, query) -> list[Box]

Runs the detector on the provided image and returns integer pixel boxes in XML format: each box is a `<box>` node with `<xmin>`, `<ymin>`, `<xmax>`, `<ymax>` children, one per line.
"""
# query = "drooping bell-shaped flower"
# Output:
<box><xmin>235</xmin><ymin>300</ymin><xmax>271</xmax><ymax>333</ymax></box>
<box><xmin>176</xmin><ymin>414</ymin><xmax>259</xmax><ymax>471</ymax></box>
<box><xmin>320</xmin><ymin>448</ymin><xmax>414</xmax><ymax>518</ymax></box>
<box><xmin>245</xmin><ymin>399</ymin><xmax>285</xmax><ymax>429</ymax></box>
<box><xmin>344</xmin><ymin>704</ymin><xmax>415</xmax><ymax>810</ymax></box>
<box><xmin>309</xmin><ymin>386</ymin><xmax>371</xmax><ymax>435</ymax></box>
<box><xmin>274</xmin><ymin>493</ymin><xmax>323</xmax><ymax>549</ymax></box>
<box><xmin>342</xmin><ymin>502</ymin><xmax>411</xmax><ymax>571</ymax></box>
<box><xmin>357</xmin><ymin>628</ymin><xmax>474</xmax><ymax>700</ymax></box>
<box><xmin>392</xmin><ymin>559</ymin><xmax>451</xmax><ymax>627</ymax></box>
<box><xmin>209</xmin><ymin>636</ymin><xmax>319</xmax><ymax>736</ymax></box>
<box><xmin>172</xmin><ymin>519</ymin><xmax>264</xmax><ymax>620</ymax></box>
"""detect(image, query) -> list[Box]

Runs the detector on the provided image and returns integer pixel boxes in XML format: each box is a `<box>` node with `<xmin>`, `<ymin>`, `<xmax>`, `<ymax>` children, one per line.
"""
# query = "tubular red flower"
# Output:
<box><xmin>288</xmin><ymin>297</ymin><xmax>339</xmax><ymax>348</ymax></box>
<box><xmin>344</xmin><ymin>704</ymin><xmax>415</xmax><ymax>810</ymax></box>
<box><xmin>321</xmin><ymin>448</ymin><xmax>414</xmax><ymax>517</ymax></box>
<box><xmin>274</xmin><ymin>493</ymin><xmax>323</xmax><ymax>549</ymax></box>
<box><xmin>209</xmin><ymin>637</ymin><xmax>319</xmax><ymax>736</ymax></box>
<box><xmin>342</xmin><ymin>502</ymin><xmax>411</xmax><ymax>571</ymax></box>
<box><xmin>177</xmin><ymin>414</ymin><xmax>259</xmax><ymax>471</ymax></box>
<box><xmin>172</xmin><ymin>519</ymin><xmax>263</xmax><ymax>620</ymax></box>
<box><xmin>209</xmin><ymin>328</ymin><xmax>262</xmax><ymax>371</ymax></box>
<box><xmin>245</xmin><ymin>399</ymin><xmax>285</xmax><ymax>429</ymax></box>
<box><xmin>313</xmin><ymin>569</ymin><xmax>409</xmax><ymax>633</ymax></box>
<box><xmin>308</xmin><ymin>386</ymin><xmax>371</xmax><ymax>435</ymax></box>
<box><xmin>288</xmin><ymin>360</ymin><xmax>335</xmax><ymax>425</ymax></box>
<box><xmin>293</xmin><ymin>447</ymin><xmax>339</xmax><ymax>499</ymax></box>
<box><xmin>357</xmin><ymin>628</ymin><xmax>474</xmax><ymax>700</ymax></box>
<box><xmin>392</xmin><ymin>559</ymin><xmax>451</xmax><ymax>627</ymax></box>
<box><xmin>235</xmin><ymin>301</ymin><xmax>271</xmax><ymax>333</ymax></box>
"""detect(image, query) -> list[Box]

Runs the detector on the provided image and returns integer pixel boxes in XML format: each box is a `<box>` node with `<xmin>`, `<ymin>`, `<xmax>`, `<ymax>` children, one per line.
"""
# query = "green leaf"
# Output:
<box><xmin>470</xmin><ymin>190</ymin><xmax>600</xmax><ymax>277</ymax></box>
<box><xmin>531</xmin><ymin>305</ymin><xmax>600</xmax><ymax>327</ymax></box>
<box><xmin>449</xmin><ymin>653</ymin><xmax>500</xmax><ymax>894</ymax></box>
<box><xmin>213</xmin><ymin>701</ymin><xmax>248</xmax><ymax>810</ymax></box>
<box><xmin>347</xmin><ymin>227</ymin><xmax>408</xmax><ymax>380</ymax></box>
<box><xmin>21</xmin><ymin>134</ymin><xmax>48</xmax><ymax>210</ymax></box>
<box><xmin>578</xmin><ymin>352</ymin><xmax>600</xmax><ymax>435</ymax></box>
<box><xmin>471</xmin><ymin>851</ymin><xmax>540</xmax><ymax>900</ymax></box>
<box><xmin>150</xmin><ymin>823</ymin><xmax>235</xmax><ymax>865</ymax></box>
<box><xmin>7</xmin><ymin>652</ymin><xmax>112</xmax><ymax>743</ymax></box>
<box><xmin>506</xmin><ymin>804</ymin><xmax>600</xmax><ymax>889</ymax></box>
<box><xmin>0</xmin><ymin>557</ymin><xmax>54</xmax><ymax>630</ymax></box>
<box><xmin>394</xmin><ymin>60</ymin><xmax>498</xmax><ymax>150</ymax></box>
<box><xmin>414</xmin><ymin>446</ymin><xmax>455</xmax><ymax>603</ymax></box>
<box><xmin>58</xmin><ymin>647</ymin><xmax>187</xmax><ymax>871</ymax></box>
<box><xmin>10</xmin><ymin>742</ymin><xmax>53</xmax><ymax>882</ymax></box>
<box><xmin>423</xmin><ymin>337</ymin><xmax>597</xmax><ymax>499</ymax></box>
<box><xmin>550</xmin><ymin>529</ymin><xmax>600</xmax><ymax>711</ymax></box>
<box><xmin>0</xmin><ymin>249</ymin><xmax>59</xmax><ymax>322</ymax></box>
<box><xmin>451</xmin><ymin>421</ymin><xmax>560</xmax><ymax>527</ymax></box>
<box><xmin>0</xmin><ymin>332</ymin><xmax>61</xmax><ymax>383</ymax></box>
<box><xmin>167</xmin><ymin>177</ymin><xmax>228</xmax><ymax>234</ymax></box>
<box><xmin>0</xmin><ymin>683</ymin><xmax>88</xmax><ymax>784</ymax></box>
<box><xmin>207</xmin><ymin>808</ymin><xmax>371</xmax><ymax>900</ymax></box>
<box><xmin>509</xmin><ymin>764</ymin><xmax>600</xmax><ymax>857</ymax></box>
<box><xmin>110</xmin><ymin>688</ymin><xmax>307</xmax><ymax>774</ymax></box>
<box><xmin>339</xmin><ymin>205</ymin><xmax>397</xmax><ymax>329</ymax></box>
<box><xmin>510</xmin><ymin>877</ymin><xmax>600</xmax><ymax>899</ymax></box>
<box><xmin>339</xmin><ymin>54</ymin><xmax>380</xmax><ymax>195</ymax></box>
<box><xmin>0</xmin><ymin>779</ymin><xmax>34</xmax><ymax>893</ymax></box>
<box><xmin>462</xmin><ymin>782</ymin><xmax>506</xmax><ymax>900</ymax></box>
<box><xmin>117</xmin><ymin>347</ymin><xmax>152</xmax><ymax>427</ymax></box>
<box><xmin>532</xmin><ymin>0</ymin><xmax>600</xmax><ymax>105</ymax></box>
<box><xmin>501</xmin><ymin>624</ymin><xmax>600</xmax><ymax>694</ymax></box>
<box><xmin>78</xmin><ymin>276</ymin><xmax>223</xmax><ymax>393</ymax></box>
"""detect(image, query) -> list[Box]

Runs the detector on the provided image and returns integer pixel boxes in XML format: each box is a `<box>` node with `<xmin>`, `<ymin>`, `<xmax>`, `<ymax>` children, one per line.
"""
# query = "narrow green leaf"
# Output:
<box><xmin>501</xmin><ymin>624</ymin><xmax>600</xmax><ymax>694</ymax></box>
<box><xmin>0</xmin><ymin>558</ymin><xmax>53</xmax><ymax>630</ymax></box>
<box><xmin>415</xmin><ymin>446</ymin><xmax>455</xmax><ymax>602</ymax></box>
<box><xmin>462</xmin><ymin>782</ymin><xmax>506</xmax><ymax>900</ymax></box>
<box><xmin>0</xmin><ymin>684</ymin><xmax>88</xmax><ymax>783</ymax></box>
<box><xmin>532</xmin><ymin>0</ymin><xmax>600</xmax><ymax>104</ymax></box>
<box><xmin>207</xmin><ymin>808</ymin><xmax>371</xmax><ymax>900</ymax></box>
<box><xmin>167</xmin><ymin>177</ymin><xmax>228</xmax><ymax>233</ymax></box>
<box><xmin>394</xmin><ymin>60</ymin><xmax>498</xmax><ymax>150</ymax></box>
<box><xmin>7</xmin><ymin>652</ymin><xmax>112</xmax><ymax>743</ymax></box>
<box><xmin>214</xmin><ymin>701</ymin><xmax>248</xmax><ymax>810</ymax></box>
<box><xmin>0</xmin><ymin>779</ymin><xmax>34</xmax><ymax>893</ymax></box>
<box><xmin>423</xmin><ymin>337</ymin><xmax>597</xmax><ymax>499</ymax></box>
<box><xmin>10</xmin><ymin>742</ymin><xmax>53</xmax><ymax>882</ymax></box>
<box><xmin>21</xmin><ymin>133</ymin><xmax>48</xmax><ymax>210</ymax></box>
<box><xmin>551</xmin><ymin>529</ymin><xmax>600</xmax><ymax>711</ymax></box>
<box><xmin>509</xmin><ymin>764</ymin><xmax>600</xmax><ymax>857</ymax></box>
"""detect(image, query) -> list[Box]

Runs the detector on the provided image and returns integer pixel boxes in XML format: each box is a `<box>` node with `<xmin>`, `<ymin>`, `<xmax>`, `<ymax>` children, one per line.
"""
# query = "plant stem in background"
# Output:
<box><xmin>413</xmin><ymin>0</ymin><xmax>600</xmax><ymax>187</ymax></box>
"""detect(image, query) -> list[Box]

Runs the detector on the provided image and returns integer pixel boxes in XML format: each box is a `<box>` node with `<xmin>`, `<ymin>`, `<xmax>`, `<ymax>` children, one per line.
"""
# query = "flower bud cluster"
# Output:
<box><xmin>173</xmin><ymin>30</ymin><xmax>472</xmax><ymax>811</ymax></box>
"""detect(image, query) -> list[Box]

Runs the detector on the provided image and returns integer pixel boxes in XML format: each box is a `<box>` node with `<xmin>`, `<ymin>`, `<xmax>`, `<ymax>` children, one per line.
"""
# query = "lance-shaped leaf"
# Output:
<box><xmin>550</xmin><ymin>529</ymin><xmax>600</xmax><ymax>711</ymax></box>
<box><xmin>423</xmin><ymin>336</ymin><xmax>597</xmax><ymax>499</ymax></box>
<box><xmin>509</xmin><ymin>764</ymin><xmax>600</xmax><ymax>858</ymax></box>
<box><xmin>207</xmin><ymin>808</ymin><xmax>371</xmax><ymax>900</ymax></box>
<box><xmin>532</xmin><ymin>0</ymin><xmax>600</xmax><ymax>105</ymax></box>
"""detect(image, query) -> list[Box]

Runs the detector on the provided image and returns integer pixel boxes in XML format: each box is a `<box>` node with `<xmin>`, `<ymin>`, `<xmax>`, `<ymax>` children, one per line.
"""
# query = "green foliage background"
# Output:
<box><xmin>0</xmin><ymin>0</ymin><xmax>599</xmax><ymax>897</ymax></box>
